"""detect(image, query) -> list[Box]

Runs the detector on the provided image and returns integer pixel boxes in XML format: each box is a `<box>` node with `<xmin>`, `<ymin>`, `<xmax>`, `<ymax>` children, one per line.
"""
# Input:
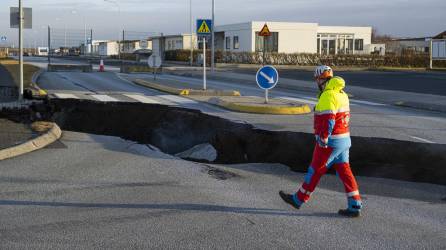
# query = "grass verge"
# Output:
<box><xmin>0</xmin><ymin>59</ymin><xmax>40</xmax><ymax>89</ymax></box>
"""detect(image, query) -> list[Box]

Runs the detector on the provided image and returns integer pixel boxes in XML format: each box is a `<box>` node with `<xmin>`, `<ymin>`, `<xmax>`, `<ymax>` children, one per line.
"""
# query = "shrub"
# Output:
<box><xmin>164</xmin><ymin>50</ymin><xmax>446</xmax><ymax>68</ymax></box>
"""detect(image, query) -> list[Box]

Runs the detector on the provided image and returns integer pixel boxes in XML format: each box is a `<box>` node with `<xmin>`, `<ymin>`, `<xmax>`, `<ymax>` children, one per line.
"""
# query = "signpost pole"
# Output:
<box><xmin>430</xmin><ymin>39</ymin><xmax>433</xmax><ymax>70</ymax></box>
<box><xmin>211</xmin><ymin>0</ymin><xmax>215</xmax><ymax>72</ymax></box>
<box><xmin>47</xmin><ymin>25</ymin><xmax>51</xmax><ymax>64</ymax></box>
<box><xmin>265</xmin><ymin>89</ymin><xmax>269</xmax><ymax>104</ymax></box>
<box><xmin>203</xmin><ymin>36</ymin><xmax>207</xmax><ymax>90</ymax></box>
<box><xmin>18</xmin><ymin>0</ymin><xmax>24</xmax><ymax>100</ymax></box>
<box><xmin>153</xmin><ymin>56</ymin><xmax>157</xmax><ymax>80</ymax></box>
<box><xmin>263</xmin><ymin>36</ymin><xmax>266</xmax><ymax>66</ymax></box>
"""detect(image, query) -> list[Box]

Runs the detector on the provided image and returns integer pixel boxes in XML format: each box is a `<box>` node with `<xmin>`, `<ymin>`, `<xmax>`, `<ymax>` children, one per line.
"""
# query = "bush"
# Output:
<box><xmin>163</xmin><ymin>49</ymin><xmax>446</xmax><ymax>68</ymax></box>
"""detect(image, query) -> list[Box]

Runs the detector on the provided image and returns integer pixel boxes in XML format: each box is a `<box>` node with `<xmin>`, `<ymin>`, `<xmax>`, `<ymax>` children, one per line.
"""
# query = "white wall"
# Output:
<box><xmin>98</xmin><ymin>42</ymin><xmax>119</xmax><ymax>56</ymax></box>
<box><xmin>215</xmin><ymin>22</ymin><xmax>373</xmax><ymax>54</ymax></box>
<box><xmin>318</xmin><ymin>26</ymin><xmax>372</xmax><ymax>54</ymax></box>
<box><xmin>152</xmin><ymin>38</ymin><xmax>161</xmax><ymax>56</ymax></box>
<box><xmin>216</xmin><ymin>23</ymin><xmax>253</xmax><ymax>52</ymax></box>
<box><xmin>183</xmin><ymin>34</ymin><xmax>198</xmax><ymax>50</ymax></box>
<box><xmin>251</xmin><ymin>22</ymin><xmax>318</xmax><ymax>53</ymax></box>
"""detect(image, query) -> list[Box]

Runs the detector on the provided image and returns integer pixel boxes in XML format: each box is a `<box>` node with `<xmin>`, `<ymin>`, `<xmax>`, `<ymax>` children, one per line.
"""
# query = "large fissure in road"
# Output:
<box><xmin>2</xmin><ymin>99</ymin><xmax>446</xmax><ymax>186</ymax></box>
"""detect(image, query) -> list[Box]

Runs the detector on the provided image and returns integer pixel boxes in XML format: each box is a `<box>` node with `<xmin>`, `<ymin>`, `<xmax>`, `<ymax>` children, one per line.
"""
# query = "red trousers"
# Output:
<box><xmin>296</xmin><ymin>142</ymin><xmax>362</xmax><ymax>210</ymax></box>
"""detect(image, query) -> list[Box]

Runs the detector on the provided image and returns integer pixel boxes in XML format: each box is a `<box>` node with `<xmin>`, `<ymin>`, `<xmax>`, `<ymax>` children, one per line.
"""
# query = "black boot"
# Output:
<box><xmin>338</xmin><ymin>209</ymin><xmax>361</xmax><ymax>218</ymax></box>
<box><xmin>279</xmin><ymin>191</ymin><xmax>301</xmax><ymax>210</ymax></box>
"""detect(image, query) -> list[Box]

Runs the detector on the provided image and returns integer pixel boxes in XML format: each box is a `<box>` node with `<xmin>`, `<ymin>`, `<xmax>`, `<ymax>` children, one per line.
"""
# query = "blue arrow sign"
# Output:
<box><xmin>256</xmin><ymin>65</ymin><xmax>279</xmax><ymax>90</ymax></box>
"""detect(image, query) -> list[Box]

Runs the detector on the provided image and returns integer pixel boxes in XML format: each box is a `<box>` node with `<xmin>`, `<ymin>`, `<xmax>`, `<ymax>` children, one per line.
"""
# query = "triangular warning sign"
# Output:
<box><xmin>259</xmin><ymin>24</ymin><xmax>271</xmax><ymax>37</ymax></box>
<box><xmin>198</xmin><ymin>21</ymin><xmax>211</xmax><ymax>33</ymax></box>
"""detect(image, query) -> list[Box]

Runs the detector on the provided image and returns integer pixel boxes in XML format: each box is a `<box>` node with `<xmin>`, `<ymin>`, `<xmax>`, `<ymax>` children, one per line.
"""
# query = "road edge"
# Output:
<box><xmin>133</xmin><ymin>79</ymin><xmax>241</xmax><ymax>96</ymax></box>
<box><xmin>209</xmin><ymin>97</ymin><xmax>312</xmax><ymax>115</ymax></box>
<box><xmin>0</xmin><ymin>122</ymin><xmax>62</xmax><ymax>161</ymax></box>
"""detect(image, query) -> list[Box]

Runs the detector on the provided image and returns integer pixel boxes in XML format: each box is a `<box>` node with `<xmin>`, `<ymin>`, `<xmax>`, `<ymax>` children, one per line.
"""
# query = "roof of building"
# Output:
<box><xmin>433</xmin><ymin>31</ymin><xmax>446</xmax><ymax>39</ymax></box>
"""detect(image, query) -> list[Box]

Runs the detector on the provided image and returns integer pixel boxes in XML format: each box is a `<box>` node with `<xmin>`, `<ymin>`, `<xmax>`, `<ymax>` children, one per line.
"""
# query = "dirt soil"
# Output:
<box><xmin>0</xmin><ymin>118</ymin><xmax>34</xmax><ymax>150</ymax></box>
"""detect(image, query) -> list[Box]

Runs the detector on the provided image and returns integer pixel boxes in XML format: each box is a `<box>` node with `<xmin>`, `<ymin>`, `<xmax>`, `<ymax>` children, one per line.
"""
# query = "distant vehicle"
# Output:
<box><xmin>23</xmin><ymin>52</ymin><xmax>30</xmax><ymax>56</ymax></box>
<box><xmin>37</xmin><ymin>47</ymin><xmax>49</xmax><ymax>56</ymax></box>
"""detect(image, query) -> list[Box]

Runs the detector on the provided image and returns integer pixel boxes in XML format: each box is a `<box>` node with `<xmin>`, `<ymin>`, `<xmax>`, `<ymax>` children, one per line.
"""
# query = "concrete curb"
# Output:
<box><xmin>133</xmin><ymin>79</ymin><xmax>241</xmax><ymax>96</ymax></box>
<box><xmin>24</xmin><ymin>69</ymin><xmax>47</xmax><ymax>99</ymax></box>
<box><xmin>0</xmin><ymin>122</ymin><xmax>62</xmax><ymax>161</ymax></box>
<box><xmin>209</xmin><ymin>97</ymin><xmax>312</xmax><ymax>115</ymax></box>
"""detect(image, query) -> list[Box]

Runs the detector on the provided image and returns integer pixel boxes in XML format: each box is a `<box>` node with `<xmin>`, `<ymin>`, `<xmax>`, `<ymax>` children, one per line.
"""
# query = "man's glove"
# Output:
<box><xmin>316</xmin><ymin>136</ymin><xmax>328</xmax><ymax>148</ymax></box>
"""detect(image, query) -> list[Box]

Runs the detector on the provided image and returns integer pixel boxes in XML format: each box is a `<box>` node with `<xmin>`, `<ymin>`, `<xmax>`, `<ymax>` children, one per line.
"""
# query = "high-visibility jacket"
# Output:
<box><xmin>314</xmin><ymin>76</ymin><xmax>350</xmax><ymax>141</ymax></box>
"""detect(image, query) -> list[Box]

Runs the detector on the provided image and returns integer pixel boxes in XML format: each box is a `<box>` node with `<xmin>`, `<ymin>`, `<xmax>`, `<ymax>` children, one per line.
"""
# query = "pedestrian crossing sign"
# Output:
<box><xmin>197</xmin><ymin>19</ymin><xmax>212</xmax><ymax>35</ymax></box>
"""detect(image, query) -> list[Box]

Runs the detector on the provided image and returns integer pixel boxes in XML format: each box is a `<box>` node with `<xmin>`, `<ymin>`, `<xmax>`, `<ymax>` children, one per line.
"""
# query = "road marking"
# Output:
<box><xmin>410</xmin><ymin>136</ymin><xmax>435</xmax><ymax>144</ymax></box>
<box><xmin>124</xmin><ymin>94</ymin><xmax>160</xmax><ymax>104</ymax></box>
<box><xmin>53</xmin><ymin>93</ymin><xmax>79</xmax><ymax>99</ymax></box>
<box><xmin>279</xmin><ymin>97</ymin><xmax>317</xmax><ymax>105</ymax></box>
<box><xmin>350</xmin><ymin>100</ymin><xmax>386</xmax><ymax>106</ymax></box>
<box><xmin>91</xmin><ymin>94</ymin><xmax>119</xmax><ymax>102</ymax></box>
<box><xmin>157</xmin><ymin>95</ymin><xmax>198</xmax><ymax>104</ymax></box>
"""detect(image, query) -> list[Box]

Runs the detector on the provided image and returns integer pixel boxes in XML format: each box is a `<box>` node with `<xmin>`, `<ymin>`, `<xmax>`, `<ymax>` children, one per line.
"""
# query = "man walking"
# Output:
<box><xmin>279</xmin><ymin>65</ymin><xmax>363</xmax><ymax>217</ymax></box>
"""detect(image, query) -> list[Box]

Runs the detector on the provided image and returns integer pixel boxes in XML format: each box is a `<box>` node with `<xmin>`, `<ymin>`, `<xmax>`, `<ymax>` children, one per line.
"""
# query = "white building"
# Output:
<box><xmin>121</xmin><ymin>40</ymin><xmax>152</xmax><ymax>54</ymax></box>
<box><xmin>215</xmin><ymin>21</ymin><xmax>379</xmax><ymax>55</ymax></box>
<box><xmin>150</xmin><ymin>34</ymin><xmax>198</xmax><ymax>56</ymax></box>
<box><xmin>98</xmin><ymin>41</ymin><xmax>119</xmax><ymax>56</ymax></box>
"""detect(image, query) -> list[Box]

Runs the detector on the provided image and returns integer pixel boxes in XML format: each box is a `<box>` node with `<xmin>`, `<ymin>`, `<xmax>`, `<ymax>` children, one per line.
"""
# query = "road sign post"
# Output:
<box><xmin>148</xmin><ymin>55</ymin><xmax>162</xmax><ymax>80</ymax></box>
<box><xmin>256</xmin><ymin>65</ymin><xmax>279</xmax><ymax>104</ymax></box>
<box><xmin>203</xmin><ymin>37</ymin><xmax>207</xmax><ymax>90</ymax></box>
<box><xmin>10</xmin><ymin>3</ymin><xmax>32</xmax><ymax>100</ymax></box>
<box><xmin>259</xmin><ymin>24</ymin><xmax>271</xmax><ymax>66</ymax></box>
<box><xmin>197</xmin><ymin>19</ymin><xmax>212</xmax><ymax>91</ymax></box>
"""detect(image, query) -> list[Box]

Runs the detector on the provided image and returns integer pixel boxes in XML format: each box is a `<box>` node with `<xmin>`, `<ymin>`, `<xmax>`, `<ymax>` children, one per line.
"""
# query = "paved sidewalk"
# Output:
<box><xmin>0</xmin><ymin>119</ymin><xmax>35</xmax><ymax>150</ymax></box>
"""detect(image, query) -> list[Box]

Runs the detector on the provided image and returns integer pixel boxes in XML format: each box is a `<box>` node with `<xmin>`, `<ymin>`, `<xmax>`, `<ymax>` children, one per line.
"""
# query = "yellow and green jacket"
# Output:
<box><xmin>314</xmin><ymin>76</ymin><xmax>351</xmax><ymax>141</ymax></box>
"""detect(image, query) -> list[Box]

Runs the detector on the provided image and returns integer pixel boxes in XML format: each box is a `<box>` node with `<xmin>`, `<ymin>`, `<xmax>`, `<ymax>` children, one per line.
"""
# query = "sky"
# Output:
<box><xmin>0</xmin><ymin>0</ymin><xmax>445</xmax><ymax>47</ymax></box>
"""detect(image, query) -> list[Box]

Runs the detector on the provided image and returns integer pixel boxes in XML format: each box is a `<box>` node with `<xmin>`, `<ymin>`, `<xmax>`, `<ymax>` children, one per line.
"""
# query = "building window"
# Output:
<box><xmin>355</xmin><ymin>39</ymin><xmax>364</xmax><ymax>51</ymax></box>
<box><xmin>233</xmin><ymin>36</ymin><xmax>239</xmax><ymax>49</ymax></box>
<box><xmin>255</xmin><ymin>32</ymin><xmax>279</xmax><ymax>52</ymax></box>
<box><xmin>176</xmin><ymin>40</ymin><xmax>183</xmax><ymax>49</ymax></box>
<box><xmin>226</xmin><ymin>37</ymin><xmax>231</xmax><ymax>50</ymax></box>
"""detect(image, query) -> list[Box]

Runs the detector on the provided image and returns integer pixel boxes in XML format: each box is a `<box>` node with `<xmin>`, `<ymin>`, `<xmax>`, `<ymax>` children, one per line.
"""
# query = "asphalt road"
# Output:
<box><xmin>0</xmin><ymin>131</ymin><xmax>444</xmax><ymax>249</ymax></box>
<box><xmin>22</xmin><ymin>53</ymin><xmax>444</xmax><ymax>145</ymax></box>
<box><xmin>232</xmin><ymin>68</ymin><xmax>446</xmax><ymax>96</ymax></box>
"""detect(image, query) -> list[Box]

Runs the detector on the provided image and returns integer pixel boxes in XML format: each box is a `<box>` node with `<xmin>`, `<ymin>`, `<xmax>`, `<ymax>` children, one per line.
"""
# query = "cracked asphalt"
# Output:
<box><xmin>0</xmin><ymin>131</ymin><xmax>445</xmax><ymax>249</ymax></box>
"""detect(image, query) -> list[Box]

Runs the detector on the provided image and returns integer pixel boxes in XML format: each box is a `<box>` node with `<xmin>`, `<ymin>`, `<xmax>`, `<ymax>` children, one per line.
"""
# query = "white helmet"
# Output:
<box><xmin>314</xmin><ymin>65</ymin><xmax>333</xmax><ymax>79</ymax></box>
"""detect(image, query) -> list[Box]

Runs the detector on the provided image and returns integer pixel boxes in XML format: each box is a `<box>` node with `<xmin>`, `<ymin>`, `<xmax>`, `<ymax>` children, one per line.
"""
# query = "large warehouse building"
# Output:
<box><xmin>214</xmin><ymin>21</ymin><xmax>382</xmax><ymax>55</ymax></box>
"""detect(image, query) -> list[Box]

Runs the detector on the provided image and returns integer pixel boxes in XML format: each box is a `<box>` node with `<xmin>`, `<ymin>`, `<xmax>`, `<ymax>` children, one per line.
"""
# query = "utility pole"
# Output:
<box><xmin>211</xmin><ymin>0</ymin><xmax>215</xmax><ymax>72</ymax></box>
<box><xmin>190</xmin><ymin>0</ymin><xmax>193</xmax><ymax>66</ymax></box>
<box><xmin>18</xmin><ymin>0</ymin><xmax>24</xmax><ymax>100</ymax></box>
<box><xmin>48</xmin><ymin>25</ymin><xmax>51</xmax><ymax>64</ymax></box>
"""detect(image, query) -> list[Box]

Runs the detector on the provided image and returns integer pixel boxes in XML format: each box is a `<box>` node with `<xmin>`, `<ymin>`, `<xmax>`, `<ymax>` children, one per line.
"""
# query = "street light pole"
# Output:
<box><xmin>190</xmin><ymin>0</ymin><xmax>193</xmax><ymax>66</ymax></box>
<box><xmin>211</xmin><ymin>0</ymin><xmax>215</xmax><ymax>72</ymax></box>
<box><xmin>18</xmin><ymin>0</ymin><xmax>24</xmax><ymax>100</ymax></box>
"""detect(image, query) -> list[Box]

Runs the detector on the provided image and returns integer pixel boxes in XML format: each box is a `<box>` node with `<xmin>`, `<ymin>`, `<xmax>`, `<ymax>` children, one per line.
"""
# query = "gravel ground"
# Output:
<box><xmin>0</xmin><ymin>118</ymin><xmax>34</xmax><ymax>150</ymax></box>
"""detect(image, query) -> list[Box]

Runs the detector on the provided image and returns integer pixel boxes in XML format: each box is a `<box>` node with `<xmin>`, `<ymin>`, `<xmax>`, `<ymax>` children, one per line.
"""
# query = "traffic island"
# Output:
<box><xmin>133</xmin><ymin>79</ymin><xmax>241</xmax><ymax>97</ymax></box>
<box><xmin>207</xmin><ymin>96</ymin><xmax>311</xmax><ymax>115</ymax></box>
